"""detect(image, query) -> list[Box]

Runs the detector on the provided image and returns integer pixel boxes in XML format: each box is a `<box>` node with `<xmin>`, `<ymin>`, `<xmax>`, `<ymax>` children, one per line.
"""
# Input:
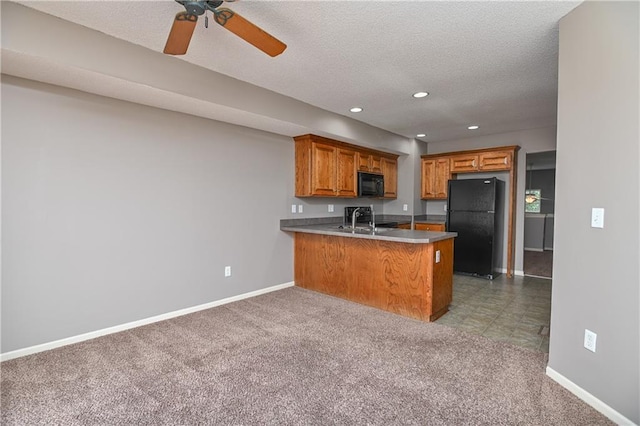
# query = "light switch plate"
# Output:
<box><xmin>591</xmin><ymin>208</ymin><xmax>604</xmax><ymax>228</ymax></box>
<box><xmin>298</xmin><ymin>205</ymin><xmax>303</xmax><ymax>213</ymax></box>
<box><xmin>403</xmin><ymin>204</ymin><xmax>408</xmax><ymax>211</ymax></box>
<box><xmin>291</xmin><ymin>204</ymin><xmax>297</xmax><ymax>214</ymax></box>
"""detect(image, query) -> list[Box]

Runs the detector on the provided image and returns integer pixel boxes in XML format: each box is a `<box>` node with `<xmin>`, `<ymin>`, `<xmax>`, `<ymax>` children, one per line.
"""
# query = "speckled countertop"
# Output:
<box><xmin>280</xmin><ymin>218</ymin><xmax>456</xmax><ymax>244</ymax></box>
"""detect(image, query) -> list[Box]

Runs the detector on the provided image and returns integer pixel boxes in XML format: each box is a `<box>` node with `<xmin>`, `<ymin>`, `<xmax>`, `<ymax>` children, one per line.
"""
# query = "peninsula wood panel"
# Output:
<box><xmin>294</xmin><ymin>233</ymin><xmax>453</xmax><ymax>321</ymax></box>
<box><xmin>430</xmin><ymin>239</ymin><xmax>454</xmax><ymax>320</ymax></box>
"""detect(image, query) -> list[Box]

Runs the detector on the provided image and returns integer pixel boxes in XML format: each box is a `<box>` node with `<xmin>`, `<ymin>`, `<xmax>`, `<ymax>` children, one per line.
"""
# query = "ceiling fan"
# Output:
<box><xmin>163</xmin><ymin>1</ymin><xmax>287</xmax><ymax>57</ymax></box>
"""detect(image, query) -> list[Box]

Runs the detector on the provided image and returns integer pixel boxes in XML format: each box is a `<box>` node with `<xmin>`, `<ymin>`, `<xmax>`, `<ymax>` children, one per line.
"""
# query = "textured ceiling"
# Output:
<box><xmin>7</xmin><ymin>0</ymin><xmax>580</xmax><ymax>144</ymax></box>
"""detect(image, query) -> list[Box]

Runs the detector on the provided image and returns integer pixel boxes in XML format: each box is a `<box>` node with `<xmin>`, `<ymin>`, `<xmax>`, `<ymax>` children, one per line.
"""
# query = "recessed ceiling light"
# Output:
<box><xmin>350</xmin><ymin>107</ymin><xmax>363</xmax><ymax>113</ymax></box>
<box><xmin>413</xmin><ymin>92</ymin><xmax>429</xmax><ymax>98</ymax></box>
<box><xmin>468</xmin><ymin>125</ymin><xmax>479</xmax><ymax>130</ymax></box>
<box><xmin>417</xmin><ymin>133</ymin><xmax>427</xmax><ymax>138</ymax></box>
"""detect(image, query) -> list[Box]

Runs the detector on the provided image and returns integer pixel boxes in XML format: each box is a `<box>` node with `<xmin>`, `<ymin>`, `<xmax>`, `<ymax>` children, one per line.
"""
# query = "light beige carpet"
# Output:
<box><xmin>1</xmin><ymin>287</ymin><xmax>611</xmax><ymax>425</ymax></box>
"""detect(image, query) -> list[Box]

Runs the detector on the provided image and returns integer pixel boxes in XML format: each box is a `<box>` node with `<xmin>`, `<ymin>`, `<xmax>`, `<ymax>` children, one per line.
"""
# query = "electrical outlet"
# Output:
<box><xmin>591</xmin><ymin>208</ymin><xmax>604</xmax><ymax>228</ymax></box>
<box><xmin>403</xmin><ymin>204</ymin><xmax>408</xmax><ymax>211</ymax></box>
<box><xmin>291</xmin><ymin>204</ymin><xmax>296</xmax><ymax>214</ymax></box>
<box><xmin>224</xmin><ymin>266</ymin><xmax>231</xmax><ymax>277</ymax></box>
<box><xmin>328</xmin><ymin>204</ymin><xmax>334</xmax><ymax>213</ymax></box>
<box><xmin>584</xmin><ymin>329</ymin><xmax>597</xmax><ymax>352</ymax></box>
<box><xmin>443</xmin><ymin>204</ymin><xmax>447</xmax><ymax>212</ymax></box>
<box><xmin>435</xmin><ymin>250</ymin><xmax>441</xmax><ymax>263</ymax></box>
<box><xmin>298</xmin><ymin>205</ymin><xmax>303</xmax><ymax>213</ymax></box>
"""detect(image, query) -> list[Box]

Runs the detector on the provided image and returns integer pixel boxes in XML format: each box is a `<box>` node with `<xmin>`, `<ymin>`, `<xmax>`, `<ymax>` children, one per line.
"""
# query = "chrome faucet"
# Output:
<box><xmin>369</xmin><ymin>209</ymin><xmax>376</xmax><ymax>230</ymax></box>
<box><xmin>351</xmin><ymin>207</ymin><xmax>361</xmax><ymax>230</ymax></box>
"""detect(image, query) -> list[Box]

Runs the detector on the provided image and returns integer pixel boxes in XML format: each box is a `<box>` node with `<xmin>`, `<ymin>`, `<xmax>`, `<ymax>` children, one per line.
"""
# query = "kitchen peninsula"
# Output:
<box><xmin>281</xmin><ymin>221</ymin><xmax>457</xmax><ymax>322</ymax></box>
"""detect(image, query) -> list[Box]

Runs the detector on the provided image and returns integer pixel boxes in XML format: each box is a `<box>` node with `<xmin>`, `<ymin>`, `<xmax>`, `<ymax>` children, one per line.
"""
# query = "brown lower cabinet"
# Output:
<box><xmin>294</xmin><ymin>232</ymin><xmax>454</xmax><ymax>321</ymax></box>
<box><xmin>414</xmin><ymin>223</ymin><xmax>446</xmax><ymax>232</ymax></box>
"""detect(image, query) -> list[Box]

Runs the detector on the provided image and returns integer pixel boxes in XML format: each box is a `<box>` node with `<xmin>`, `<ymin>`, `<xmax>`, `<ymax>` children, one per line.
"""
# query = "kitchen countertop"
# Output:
<box><xmin>280</xmin><ymin>222</ymin><xmax>456</xmax><ymax>244</ymax></box>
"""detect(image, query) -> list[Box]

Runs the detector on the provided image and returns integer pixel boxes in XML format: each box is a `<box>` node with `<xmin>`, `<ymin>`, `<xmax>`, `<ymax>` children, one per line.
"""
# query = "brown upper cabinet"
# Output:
<box><xmin>478</xmin><ymin>150</ymin><xmax>513</xmax><ymax>171</ymax></box>
<box><xmin>294</xmin><ymin>134</ymin><xmax>398</xmax><ymax>199</ymax></box>
<box><xmin>450</xmin><ymin>154</ymin><xmax>479</xmax><ymax>173</ymax></box>
<box><xmin>381</xmin><ymin>157</ymin><xmax>397</xmax><ymax>198</ymax></box>
<box><xmin>421</xmin><ymin>156</ymin><xmax>451</xmax><ymax>199</ymax></box>
<box><xmin>449</xmin><ymin>149</ymin><xmax>514</xmax><ymax>173</ymax></box>
<box><xmin>358</xmin><ymin>152</ymin><xmax>383</xmax><ymax>174</ymax></box>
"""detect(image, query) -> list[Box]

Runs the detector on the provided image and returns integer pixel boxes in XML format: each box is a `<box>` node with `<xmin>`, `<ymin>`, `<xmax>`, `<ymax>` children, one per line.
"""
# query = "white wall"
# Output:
<box><xmin>549</xmin><ymin>2</ymin><xmax>639</xmax><ymax>423</ymax></box>
<box><xmin>425</xmin><ymin>126</ymin><xmax>557</xmax><ymax>274</ymax></box>
<box><xmin>1</xmin><ymin>76</ymin><xmax>296</xmax><ymax>353</ymax></box>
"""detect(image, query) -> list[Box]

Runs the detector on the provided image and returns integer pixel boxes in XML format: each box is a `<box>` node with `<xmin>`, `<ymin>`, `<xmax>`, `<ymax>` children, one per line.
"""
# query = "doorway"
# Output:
<box><xmin>523</xmin><ymin>151</ymin><xmax>556</xmax><ymax>279</ymax></box>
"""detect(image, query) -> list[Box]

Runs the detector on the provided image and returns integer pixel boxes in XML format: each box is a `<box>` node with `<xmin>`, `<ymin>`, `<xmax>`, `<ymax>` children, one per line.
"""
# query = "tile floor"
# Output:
<box><xmin>436</xmin><ymin>273</ymin><xmax>552</xmax><ymax>352</ymax></box>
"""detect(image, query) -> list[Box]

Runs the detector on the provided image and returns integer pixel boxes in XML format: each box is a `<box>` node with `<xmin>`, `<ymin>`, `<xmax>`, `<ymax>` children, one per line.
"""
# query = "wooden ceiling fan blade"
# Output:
<box><xmin>214</xmin><ymin>8</ymin><xmax>286</xmax><ymax>57</ymax></box>
<box><xmin>164</xmin><ymin>12</ymin><xmax>198</xmax><ymax>55</ymax></box>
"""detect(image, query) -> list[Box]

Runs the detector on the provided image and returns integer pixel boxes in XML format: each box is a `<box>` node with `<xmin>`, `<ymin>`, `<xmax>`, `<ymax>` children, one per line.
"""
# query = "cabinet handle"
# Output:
<box><xmin>504</xmin><ymin>158</ymin><xmax>508</xmax><ymax>165</ymax></box>
<box><xmin>472</xmin><ymin>159</ymin><xmax>476</xmax><ymax>167</ymax></box>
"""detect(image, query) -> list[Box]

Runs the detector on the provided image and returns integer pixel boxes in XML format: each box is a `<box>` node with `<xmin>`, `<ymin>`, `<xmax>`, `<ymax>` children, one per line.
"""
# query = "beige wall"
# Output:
<box><xmin>550</xmin><ymin>1</ymin><xmax>639</xmax><ymax>423</ymax></box>
<box><xmin>1</xmin><ymin>76</ymin><xmax>296</xmax><ymax>353</ymax></box>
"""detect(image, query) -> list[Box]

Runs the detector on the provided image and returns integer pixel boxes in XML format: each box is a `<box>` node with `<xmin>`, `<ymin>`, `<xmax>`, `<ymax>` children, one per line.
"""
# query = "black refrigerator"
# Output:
<box><xmin>447</xmin><ymin>178</ymin><xmax>504</xmax><ymax>279</ymax></box>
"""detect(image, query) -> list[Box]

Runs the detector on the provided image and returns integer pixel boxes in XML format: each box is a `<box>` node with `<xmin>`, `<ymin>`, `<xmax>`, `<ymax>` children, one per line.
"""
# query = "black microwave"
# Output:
<box><xmin>358</xmin><ymin>172</ymin><xmax>384</xmax><ymax>197</ymax></box>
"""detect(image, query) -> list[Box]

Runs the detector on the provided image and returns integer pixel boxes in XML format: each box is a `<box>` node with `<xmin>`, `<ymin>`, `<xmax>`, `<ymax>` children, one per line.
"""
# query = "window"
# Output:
<box><xmin>525</xmin><ymin>189</ymin><xmax>542</xmax><ymax>213</ymax></box>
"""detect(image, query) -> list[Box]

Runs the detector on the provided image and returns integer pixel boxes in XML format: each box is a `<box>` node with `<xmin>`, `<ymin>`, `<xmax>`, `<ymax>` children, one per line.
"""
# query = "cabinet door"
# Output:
<box><xmin>370</xmin><ymin>155</ymin><xmax>383</xmax><ymax>173</ymax></box>
<box><xmin>381</xmin><ymin>157</ymin><xmax>397</xmax><ymax>198</ymax></box>
<box><xmin>357</xmin><ymin>152</ymin><xmax>371</xmax><ymax>171</ymax></box>
<box><xmin>311</xmin><ymin>142</ymin><xmax>337</xmax><ymax>196</ymax></box>
<box><xmin>450</xmin><ymin>154</ymin><xmax>479</xmax><ymax>173</ymax></box>
<box><xmin>434</xmin><ymin>157</ymin><xmax>451</xmax><ymax>198</ymax></box>
<box><xmin>336</xmin><ymin>148</ymin><xmax>357</xmax><ymax>197</ymax></box>
<box><xmin>479</xmin><ymin>151</ymin><xmax>512</xmax><ymax>171</ymax></box>
<box><xmin>422</xmin><ymin>157</ymin><xmax>450</xmax><ymax>199</ymax></box>
<box><xmin>421</xmin><ymin>159</ymin><xmax>436</xmax><ymax>199</ymax></box>
<box><xmin>397</xmin><ymin>223</ymin><xmax>412</xmax><ymax>230</ymax></box>
<box><xmin>415</xmin><ymin>223</ymin><xmax>446</xmax><ymax>232</ymax></box>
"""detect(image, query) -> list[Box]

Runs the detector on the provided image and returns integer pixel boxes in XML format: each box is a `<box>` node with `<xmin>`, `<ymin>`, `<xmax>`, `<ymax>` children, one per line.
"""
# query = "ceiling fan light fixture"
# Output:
<box><xmin>468</xmin><ymin>125</ymin><xmax>479</xmax><ymax>130</ymax></box>
<box><xmin>350</xmin><ymin>107</ymin><xmax>363</xmax><ymax>113</ymax></box>
<box><xmin>413</xmin><ymin>92</ymin><xmax>429</xmax><ymax>98</ymax></box>
<box><xmin>525</xmin><ymin>194</ymin><xmax>538</xmax><ymax>204</ymax></box>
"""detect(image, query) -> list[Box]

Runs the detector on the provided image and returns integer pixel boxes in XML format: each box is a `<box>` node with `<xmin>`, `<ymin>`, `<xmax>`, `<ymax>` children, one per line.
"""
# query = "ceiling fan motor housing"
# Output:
<box><xmin>176</xmin><ymin>1</ymin><xmax>223</xmax><ymax>16</ymax></box>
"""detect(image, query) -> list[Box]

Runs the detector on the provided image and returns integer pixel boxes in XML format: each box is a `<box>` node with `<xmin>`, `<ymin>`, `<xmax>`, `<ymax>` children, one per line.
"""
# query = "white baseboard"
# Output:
<box><xmin>546</xmin><ymin>366</ymin><xmax>637</xmax><ymax>425</ymax></box>
<box><xmin>514</xmin><ymin>269</ymin><xmax>525</xmax><ymax>276</ymax></box>
<box><xmin>544</xmin><ymin>246</ymin><xmax>554</xmax><ymax>251</ymax></box>
<box><xmin>1</xmin><ymin>281</ymin><xmax>295</xmax><ymax>362</ymax></box>
<box><xmin>524</xmin><ymin>247</ymin><xmax>544</xmax><ymax>252</ymax></box>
